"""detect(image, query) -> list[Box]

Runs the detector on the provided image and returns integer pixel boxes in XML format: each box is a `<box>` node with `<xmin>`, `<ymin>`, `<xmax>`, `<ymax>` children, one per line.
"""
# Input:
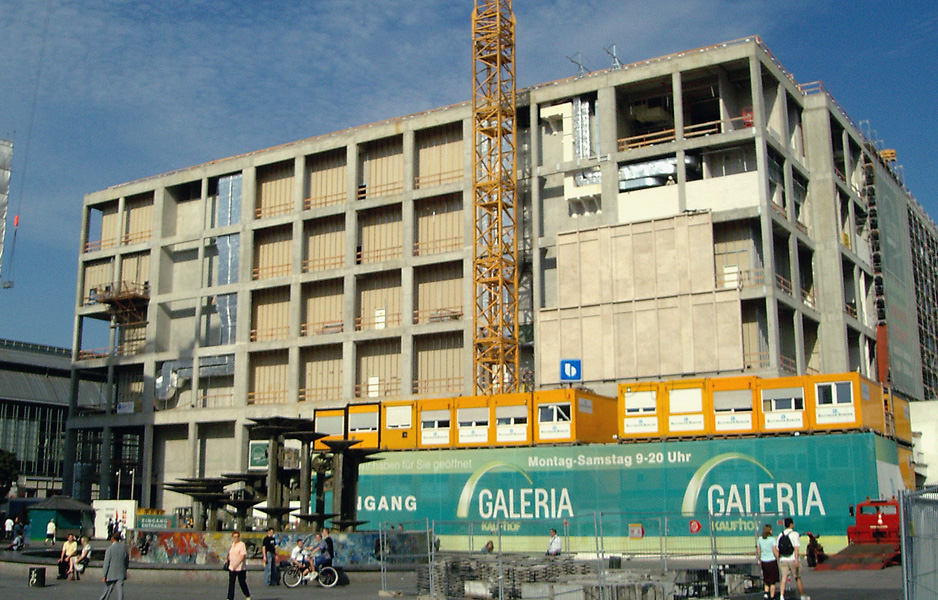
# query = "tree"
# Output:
<box><xmin>0</xmin><ymin>449</ymin><xmax>19</xmax><ymax>499</ymax></box>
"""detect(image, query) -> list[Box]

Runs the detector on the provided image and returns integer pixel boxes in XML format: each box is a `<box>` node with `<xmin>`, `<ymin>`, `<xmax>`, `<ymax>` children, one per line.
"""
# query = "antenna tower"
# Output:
<box><xmin>471</xmin><ymin>0</ymin><xmax>519</xmax><ymax>394</ymax></box>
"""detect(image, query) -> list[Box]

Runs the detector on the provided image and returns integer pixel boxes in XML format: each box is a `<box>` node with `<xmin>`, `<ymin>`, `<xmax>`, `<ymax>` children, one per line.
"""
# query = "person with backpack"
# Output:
<box><xmin>777</xmin><ymin>517</ymin><xmax>809</xmax><ymax>600</ymax></box>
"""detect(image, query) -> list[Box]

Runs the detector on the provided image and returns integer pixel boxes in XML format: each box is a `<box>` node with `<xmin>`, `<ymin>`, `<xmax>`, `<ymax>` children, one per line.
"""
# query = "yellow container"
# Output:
<box><xmin>347</xmin><ymin>402</ymin><xmax>381</xmax><ymax>449</ymax></box>
<box><xmin>454</xmin><ymin>396</ymin><xmax>493</xmax><ymax>447</ymax></box>
<box><xmin>757</xmin><ymin>375</ymin><xmax>809</xmax><ymax>433</ymax></box>
<box><xmin>806</xmin><ymin>372</ymin><xmax>885</xmax><ymax>434</ymax></box>
<box><xmin>707</xmin><ymin>376</ymin><xmax>759</xmax><ymax>435</ymax></box>
<box><xmin>492</xmin><ymin>392</ymin><xmax>534</xmax><ymax>446</ymax></box>
<box><xmin>380</xmin><ymin>400</ymin><xmax>418</xmax><ymax>450</ymax></box>
<box><xmin>898</xmin><ymin>444</ymin><xmax>916</xmax><ymax>490</ymax></box>
<box><xmin>891</xmin><ymin>394</ymin><xmax>913</xmax><ymax>445</ymax></box>
<box><xmin>416</xmin><ymin>398</ymin><xmax>455</xmax><ymax>448</ymax></box>
<box><xmin>663</xmin><ymin>379</ymin><xmax>708</xmax><ymax>437</ymax></box>
<box><xmin>617</xmin><ymin>381</ymin><xmax>664</xmax><ymax>441</ymax></box>
<box><xmin>313</xmin><ymin>407</ymin><xmax>346</xmax><ymax>450</ymax></box>
<box><xmin>533</xmin><ymin>389</ymin><xmax>617</xmax><ymax>445</ymax></box>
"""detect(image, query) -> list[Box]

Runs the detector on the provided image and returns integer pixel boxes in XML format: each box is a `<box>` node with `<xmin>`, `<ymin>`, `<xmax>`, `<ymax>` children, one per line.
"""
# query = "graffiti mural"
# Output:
<box><xmin>126</xmin><ymin>529</ymin><xmax>424</xmax><ymax>566</ymax></box>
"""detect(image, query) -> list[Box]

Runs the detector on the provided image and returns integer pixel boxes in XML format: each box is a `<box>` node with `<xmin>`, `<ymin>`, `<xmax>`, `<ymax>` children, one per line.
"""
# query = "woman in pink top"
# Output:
<box><xmin>226</xmin><ymin>531</ymin><xmax>252</xmax><ymax>600</ymax></box>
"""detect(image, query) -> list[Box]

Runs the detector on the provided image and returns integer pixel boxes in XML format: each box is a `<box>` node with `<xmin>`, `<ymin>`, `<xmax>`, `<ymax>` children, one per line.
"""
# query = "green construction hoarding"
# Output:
<box><xmin>355</xmin><ymin>432</ymin><xmax>903</xmax><ymax>537</ymax></box>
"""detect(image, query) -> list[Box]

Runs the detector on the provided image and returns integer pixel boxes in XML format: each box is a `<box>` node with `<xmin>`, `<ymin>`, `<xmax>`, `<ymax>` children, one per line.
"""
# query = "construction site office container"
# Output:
<box><xmin>454</xmin><ymin>396</ymin><xmax>492</xmax><ymax>447</ymax></box>
<box><xmin>417</xmin><ymin>398</ymin><xmax>454</xmax><ymax>448</ymax></box>
<box><xmin>663</xmin><ymin>379</ymin><xmax>708</xmax><ymax>436</ymax></box>
<box><xmin>617</xmin><ymin>381</ymin><xmax>664</xmax><ymax>440</ymax></box>
<box><xmin>533</xmin><ymin>389</ymin><xmax>617</xmax><ymax>445</ymax></box>
<box><xmin>492</xmin><ymin>393</ymin><xmax>534</xmax><ymax>446</ymax></box>
<box><xmin>313</xmin><ymin>407</ymin><xmax>346</xmax><ymax>450</ymax></box>
<box><xmin>381</xmin><ymin>400</ymin><xmax>418</xmax><ymax>450</ymax></box>
<box><xmin>708</xmin><ymin>376</ymin><xmax>760</xmax><ymax>435</ymax></box>
<box><xmin>898</xmin><ymin>445</ymin><xmax>916</xmax><ymax>490</ymax></box>
<box><xmin>890</xmin><ymin>394</ymin><xmax>913</xmax><ymax>445</ymax></box>
<box><xmin>346</xmin><ymin>402</ymin><xmax>381</xmax><ymax>449</ymax></box>
<box><xmin>807</xmin><ymin>372</ymin><xmax>885</xmax><ymax>434</ymax></box>
<box><xmin>757</xmin><ymin>376</ymin><xmax>809</xmax><ymax>433</ymax></box>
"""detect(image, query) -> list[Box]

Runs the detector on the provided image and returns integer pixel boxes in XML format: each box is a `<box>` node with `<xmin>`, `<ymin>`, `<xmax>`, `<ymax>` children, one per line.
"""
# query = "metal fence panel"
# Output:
<box><xmin>902</xmin><ymin>487</ymin><xmax>938</xmax><ymax>600</ymax></box>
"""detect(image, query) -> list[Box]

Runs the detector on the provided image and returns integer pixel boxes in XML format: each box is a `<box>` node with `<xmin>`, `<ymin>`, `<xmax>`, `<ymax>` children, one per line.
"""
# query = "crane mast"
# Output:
<box><xmin>471</xmin><ymin>0</ymin><xmax>519</xmax><ymax>394</ymax></box>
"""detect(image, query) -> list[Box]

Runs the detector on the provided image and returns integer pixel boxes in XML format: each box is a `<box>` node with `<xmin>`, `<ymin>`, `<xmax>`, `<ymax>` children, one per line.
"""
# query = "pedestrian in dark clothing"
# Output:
<box><xmin>262</xmin><ymin>527</ymin><xmax>278</xmax><ymax>586</ymax></box>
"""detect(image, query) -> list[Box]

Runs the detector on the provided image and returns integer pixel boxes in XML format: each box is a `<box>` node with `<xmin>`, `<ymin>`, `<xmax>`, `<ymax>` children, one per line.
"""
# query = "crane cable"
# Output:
<box><xmin>2</xmin><ymin>0</ymin><xmax>52</xmax><ymax>287</ymax></box>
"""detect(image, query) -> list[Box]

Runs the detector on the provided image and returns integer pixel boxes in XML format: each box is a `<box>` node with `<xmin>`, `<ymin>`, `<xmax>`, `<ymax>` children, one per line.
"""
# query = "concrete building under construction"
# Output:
<box><xmin>66</xmin><ymin>36</ymin><xmax>937</xmax><ymax>512</ymax></box>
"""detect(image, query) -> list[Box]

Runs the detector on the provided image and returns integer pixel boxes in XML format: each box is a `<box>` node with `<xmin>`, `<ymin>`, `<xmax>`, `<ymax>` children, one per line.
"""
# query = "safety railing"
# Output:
<box><xmin>412</xmin><ymin>377</ymin><xmax>463</xmax><ymax>395</ymax></box>
<box><xmin>305</xmin><ymin>191</ymin><xmax>346</xmax><ymax>209</ymax></box>
<box><xmin>252</xmin><ymin>263</ymin><xmax>291</xmax><ymax>280</ymax></box>
<box><xmin>354</xmin><ymin>379</ymin><xmax>402</xmax><ymax>399</ymax></box>
<box><xmin>358</xmin><ymin>181</ymin><xmax>404</xmax><ymax>200</ymax></box>
<box><xmin>255</xmin><ymin>200</ymin><xmax>293</xmax><ymax>220</ymax></box>
<box><xmin>356</xmin><ymin>311</ymin><xmax>402</xmax><ymax>331</ymax></box>
<box><xmin>413</xmin><ymin>306</ymin><xmax>463</xmax><ymax>324</ymax></box>
<box><xmin>301</xmin><ymin>320</ymin><xmax>344</xmax><ymax>336</ymax></box>
<box><xmin>298</xmin><ymin>386</ymin><xmax>342</xmax><ymax>403</ymax></box>
<box><xmin>415</xmin><ymin>169</ymin><xmax>462</xmax><ymax>189</ymax></box>
<box><xmin>357</xmin><ymin>245</ymin><xmax>403</xmax><ymax>263</ymax></box>
<box><xmin>247</xmin><ymin>390</ymin><xmax>287</xmax><ymax>405</ymax></box>
<box><xmin>414</xmin><ymin>236</ymin><xmax>463</xmax><ymax>256</ymax></box>
<box><xmin>302</xmin><ymin>254</ymin><xmax>344</xmax><ymax>272</ymax></box>
<box><xmin>250</xmin><ymin>325</ymin><xmax>290</xmax><ymax>342</ymax></box>
<box><xmin>196</xmin><ymin>393</ymin><xmax>235</xmax><ymax>408</ymax></box>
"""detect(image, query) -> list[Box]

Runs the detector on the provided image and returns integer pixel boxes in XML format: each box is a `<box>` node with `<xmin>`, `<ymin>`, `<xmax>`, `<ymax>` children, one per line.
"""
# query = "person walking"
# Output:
<box><xmin>225</xmin><ymin>530</ymin><xmax>252</xmax><ymax>600</ymax></box>
<box><xmin>777</xmin><ymin>517</ymin><xmax>809</xmax><ymax>600</ymax></box>
<box><xmin>99</xmin><ymin>530</ymin><xmax>129</xmax><ymax>600</ymax></box>
<box><xmin>46</xmin><ymin>518</ymin><xmax>56</xmax><ymax>545</ymax></box>
<box><xmin>262</xmin><ymin>527</ymin><xmax>278</xmax><ymax>586</ymax></box>
<box><xmin>546</xmin><ymin>528</ymin><xmax>562</xmax><ymax>555</ymax></box>
<box><xmin>4</xmin><ymin>515</ymin><xmax>12</xmax><ymax>540</ymax></box>
<box><xmin>756</xmin><ymin>524</ymin><xmax>780</xmax><ymax>600</ymax></box>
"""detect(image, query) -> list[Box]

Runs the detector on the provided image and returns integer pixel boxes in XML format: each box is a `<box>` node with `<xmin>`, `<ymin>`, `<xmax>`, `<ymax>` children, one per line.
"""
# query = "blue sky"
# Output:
<box><xmin>0</xmin><ymin>0</ymin><xmax>934</xmax><ymax>348</ymax></box>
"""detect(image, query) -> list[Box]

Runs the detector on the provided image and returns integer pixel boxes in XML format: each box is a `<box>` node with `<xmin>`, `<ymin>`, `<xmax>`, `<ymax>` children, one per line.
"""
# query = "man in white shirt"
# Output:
<box><xmin>546</xmin><ymin>528</ymin><xmax>562</xmax><ymax>555</ymax></box>
<box><xmin>4</xmin><ymin>517</ymin><xmax>12</xmax><ymax>540</ymax></box>
<box><xmin>777</xmin><ymin>517</ymin><xmax>809</xmax><ymax>600</ymax></box>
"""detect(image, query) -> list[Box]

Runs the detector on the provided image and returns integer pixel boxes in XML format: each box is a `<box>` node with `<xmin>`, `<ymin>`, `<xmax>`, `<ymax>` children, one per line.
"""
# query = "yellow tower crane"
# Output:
<box><xmin>471</xmin><ymin>0</ymin><xmax>519</xmax><ymax>394</ymax></box>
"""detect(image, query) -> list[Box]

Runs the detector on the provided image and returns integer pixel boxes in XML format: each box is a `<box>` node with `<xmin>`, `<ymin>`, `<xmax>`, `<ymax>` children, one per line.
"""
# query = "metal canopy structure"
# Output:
<box><xmin>471</xmin><ymin>0</ymin><xmax>519</xmax><ymax>394</ymax></box>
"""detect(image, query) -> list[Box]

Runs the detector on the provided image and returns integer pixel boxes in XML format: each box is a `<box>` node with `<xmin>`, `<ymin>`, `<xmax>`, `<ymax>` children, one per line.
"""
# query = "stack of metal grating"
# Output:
<box><xmin>419</xmin><ymin>555</ymin><xmax>598</xmax><ymax>600</ymax></box>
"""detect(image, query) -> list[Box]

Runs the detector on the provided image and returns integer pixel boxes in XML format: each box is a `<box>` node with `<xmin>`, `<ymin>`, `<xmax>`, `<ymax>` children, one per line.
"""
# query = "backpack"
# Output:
<box><xmin>778</xmin><ymin>532</ymin><xmax>794</xmax><ymax>557</ymax></box>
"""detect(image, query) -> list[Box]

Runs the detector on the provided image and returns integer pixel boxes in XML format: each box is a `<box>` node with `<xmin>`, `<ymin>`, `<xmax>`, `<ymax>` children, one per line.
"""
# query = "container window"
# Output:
<box><xmin>816</xmin><ymin>381</ymin><xmax>853</xmax><ymax>405</ymax></box>
<box><xmin>348</xmin><ymin>410</ymin><xmax>379</xmax><ymax>432</ymax></box>
<box><xmin>713</xmin><ymin>390</ymin><xmax>753</xmax><ymax>412</ymax></box>
<box><xmin>386</xmin><ymin>405</ymin><xmax>412</xmax><ymax>429</ymax></box>
<box><xmin>624</xmin><ymin>390</ymin><xmax>657</xmax><ymax>414</ymax></box>
<box><xmin>761</xmin><ymin>387</ymin><xmax>805</xmax><ymax>412</ymax></box>
<box><xmin>421</xmin><ymin>409</ymin><xmax>451</xmax><ymax>429</ymax></box>
<box><xmin>457</xmin><ymin>407</ymin><xmax>489</xmax><ymax>427</ymax></box>
<box><xmin>496</xmin><ymin>405</ymin><xmax>528</xmax><ymax>425</ymax></box>
<box><xmin>315</xmin><ymin>414</ymin><xmax>344</xmax><ymax>435</ymax></box>
<box><xmin>669</xmin><ymin>388</ymin><xmax>703</xmax><ymax>413</ymax></box>
<box><xmin>538</xmin><ymin>403</ymin><xmax>571</xmax><ymax>423</ymax></box>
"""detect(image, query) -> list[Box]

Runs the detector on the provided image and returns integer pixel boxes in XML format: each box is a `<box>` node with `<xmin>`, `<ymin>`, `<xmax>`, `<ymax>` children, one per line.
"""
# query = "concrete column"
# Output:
<box><xmin>402</xmin><ymin>130</ymin><xmax>415</xmax><ymax>192</ymax></box>
<box><xmin>596</xmin><ymin>86</ymin><xmax>619</xmax><ymax>221</ymax></box>
<box><xmin>62</xmin><ymin>369</ymin><xmax>81</xmax><ymax>497</ymax></box>
<box><xmin>266</xmin><ymin>432</ymin><xmax>280</xmax><ymax>529</ymax></box>
<box><xmin>100</xmin><ymin>426</ymin><xmax>113</xmax><ymax>499</ymax></box>
<box><xmin>299</xmin><ymin>438</ymin><xmax>311</xmax><ymax>514</ymax></box>
<box><xmin>141</xmin><ymin>423</ymin><xmax>154</xmax><ymax>507</ymax></box>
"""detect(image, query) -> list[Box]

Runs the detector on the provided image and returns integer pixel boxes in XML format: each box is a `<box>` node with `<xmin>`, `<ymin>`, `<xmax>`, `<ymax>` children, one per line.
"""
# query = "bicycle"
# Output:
<box><xmin>282</xmin><ymin>562</ymin><xmax>338</xmax><ymax>588</ymax></box>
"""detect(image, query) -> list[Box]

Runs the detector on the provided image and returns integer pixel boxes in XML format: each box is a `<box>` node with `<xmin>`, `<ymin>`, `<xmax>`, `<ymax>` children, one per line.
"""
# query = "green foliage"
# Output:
<box><xmin>0</xmin><ymin>449</ymin><xmax>19</xmax><ymax>499</ymax></box>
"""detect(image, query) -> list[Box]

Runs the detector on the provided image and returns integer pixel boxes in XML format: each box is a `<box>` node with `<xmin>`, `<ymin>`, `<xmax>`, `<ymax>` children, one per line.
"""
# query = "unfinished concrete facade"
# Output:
<box><xmin>65</xmin><ymin>37</ymin><xmax>937</xmax><ymax>508</ymax></box>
